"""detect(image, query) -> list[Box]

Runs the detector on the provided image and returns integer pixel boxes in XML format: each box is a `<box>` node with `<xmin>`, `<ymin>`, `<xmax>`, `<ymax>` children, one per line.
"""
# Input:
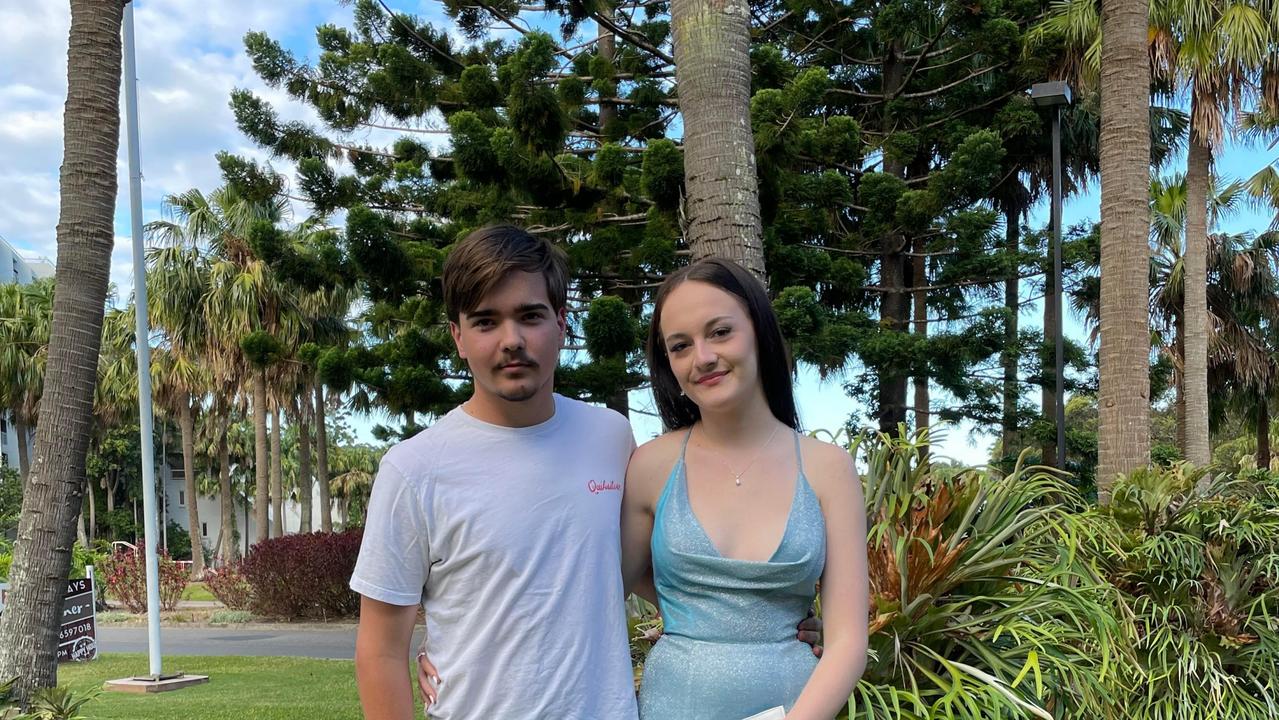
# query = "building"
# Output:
<box><xmin>0</xmin><ymin>233</ymin><xmax>53</xmax><ymax>473</ymax></box>
<box><xmin>157</xmin><ymin>456</ymin><xmax>336</xmax><ymax>565</ymax></box>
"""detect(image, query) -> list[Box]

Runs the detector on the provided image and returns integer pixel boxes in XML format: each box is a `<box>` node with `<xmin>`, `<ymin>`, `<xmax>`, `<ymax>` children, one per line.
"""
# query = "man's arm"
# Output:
<box><xmin>356</xmin><ymin>596</ymin><xmax>421</xmax><ymax>720</ymax></box>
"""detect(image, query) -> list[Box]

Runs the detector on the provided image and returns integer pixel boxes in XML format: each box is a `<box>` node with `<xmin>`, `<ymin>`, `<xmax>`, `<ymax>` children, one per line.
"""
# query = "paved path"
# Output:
<box><xmin>96</xmin><ymin>626</ymin><xmax>426</xmax><ymax>659</ymax></box>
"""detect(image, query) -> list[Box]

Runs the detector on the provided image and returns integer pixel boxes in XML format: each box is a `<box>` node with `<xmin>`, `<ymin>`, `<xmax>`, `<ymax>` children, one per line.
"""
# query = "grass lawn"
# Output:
<box><xmin>180</xmin><ymin>582</ymin><xmax>216</xmax><ymax>602</ymax></box>
<box><xmin>58</xmin><ymin>654</ymin><xmax>425</xmax><ymax>719</ymax></box>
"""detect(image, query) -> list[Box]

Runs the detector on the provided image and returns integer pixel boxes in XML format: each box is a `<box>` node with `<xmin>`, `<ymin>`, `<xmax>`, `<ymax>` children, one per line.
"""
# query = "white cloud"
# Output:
<box><xmin>0</xmin><ymin>0</ymin><xmax>337</xmax><ymax>286</ymax></box>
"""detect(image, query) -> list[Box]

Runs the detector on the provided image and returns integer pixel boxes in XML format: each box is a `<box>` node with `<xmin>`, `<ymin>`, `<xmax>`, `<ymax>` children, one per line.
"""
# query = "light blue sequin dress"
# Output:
<box><xmin>639</xmin><ymin>430</ymin><xmax>827</xmax><ymax>720</ymax></box>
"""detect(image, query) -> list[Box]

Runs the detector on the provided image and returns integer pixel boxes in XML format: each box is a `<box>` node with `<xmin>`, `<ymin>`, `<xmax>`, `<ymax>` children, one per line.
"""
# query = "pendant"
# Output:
<box><xmin>734</xmin><ymin>475</ymin><xmax>742</xmax><ymax>486</ymax></box>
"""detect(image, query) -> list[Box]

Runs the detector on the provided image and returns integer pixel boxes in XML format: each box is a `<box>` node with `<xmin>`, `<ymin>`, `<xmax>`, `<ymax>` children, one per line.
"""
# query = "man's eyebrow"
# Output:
<box><xmin>466</xmin><ymin>303</ymin><xmax>551</xmax><ymax>319</ymax></box>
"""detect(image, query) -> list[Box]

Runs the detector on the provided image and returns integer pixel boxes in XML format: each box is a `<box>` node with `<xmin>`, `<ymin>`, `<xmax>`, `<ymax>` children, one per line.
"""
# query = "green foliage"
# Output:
<box><xmin>850</xmin><ymin>430</ymin><xmax>1121</xmax><ymax>718</ymax></box>
<box><xmin>583</xmin><ymin>296</ymin><xmax>638</xmax><ymax>359</ymax></box>
<box><xmin>640</xmin><ymin>139</ymin><xmax>683</xmax><ymax>211</ymax></box>
<box><xmin>164</xmin><ymin>521</ymin><xmax>193</xmax><ymax>561</ymax></box>
<box><xmin>239</xmin><ymin>331</ymin><xmax>285</xmax><ymax>369</ymax></box>
<box><xmin>1098</xmin><ymin>466</ymin><xmax>1279</xmax><ymax>718</ymax></box>
<box><xmin>0</xmin><ymin>467</ymin><xmax>20</xmax><ymax>535</ymax></box>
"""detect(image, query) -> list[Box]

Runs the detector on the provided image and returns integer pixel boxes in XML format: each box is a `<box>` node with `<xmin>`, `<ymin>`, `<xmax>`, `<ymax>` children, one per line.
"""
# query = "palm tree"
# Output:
<box><xmin>148</xmin><ymin>185</ymin><xmax>296</xmax><ymax>548</ymax></box>
<box><xmin>1173</xmin><ymin>0</ymin><xmax>1279</xmax><ymax>467</ymax></box>
<box><xmin>328</xmin><ymin>444</ymin><xmax>380</xmax><ymax>528</ymax></box>
<box><xmin>146</xmin><ymin>243</ymin><xmax>213</xmax><ymax>576</ymax></box>
<box><xmin>0</xmin><ymin>279</ymin><xmax>52</xmax><ymax>485</ymax></box>
<box><xmin>1095</xmin><ymin>0</ymin><xmax>1154</xmax><ymax>499</ymax></box>
<box><xmin>0</xmin><ymin>0</ymin><xmax>127</xmax><ymax>701</ymax></box>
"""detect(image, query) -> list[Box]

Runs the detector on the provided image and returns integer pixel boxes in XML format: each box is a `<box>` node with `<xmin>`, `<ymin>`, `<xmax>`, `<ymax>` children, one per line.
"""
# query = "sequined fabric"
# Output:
<box><xmin>639</xmin><ymin>431</ymin><xmax>826</xmax><ymax>720</ymax></box>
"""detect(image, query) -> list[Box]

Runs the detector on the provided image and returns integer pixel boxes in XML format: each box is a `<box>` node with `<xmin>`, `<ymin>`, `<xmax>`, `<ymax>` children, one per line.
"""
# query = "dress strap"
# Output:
<box><xmin>679</xmin><ymin>426</ymin><xmax>695</xmax><ymax>464</ymax></box>
<box><xmin>793</xmin><ymin>430</ymin><xmax>806</xmax><ymax>477</ymax></box>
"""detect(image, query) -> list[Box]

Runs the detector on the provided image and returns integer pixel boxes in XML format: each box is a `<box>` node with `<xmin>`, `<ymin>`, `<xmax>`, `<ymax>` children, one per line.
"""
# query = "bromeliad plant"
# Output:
<box><xmin>850</xmin><ymin>430</ymin><xmax>1124</xmax><ymax>720</ymax></box>
<box><xmin>1099</xmin><ymin>464</ymin><xmax>1279</xmax><ymax>720</ymax></box>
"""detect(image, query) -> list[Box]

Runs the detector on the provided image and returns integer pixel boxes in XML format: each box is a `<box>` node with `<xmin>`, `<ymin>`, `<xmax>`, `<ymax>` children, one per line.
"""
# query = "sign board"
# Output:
<box><xmin>0</xmin><ymin>572</ymin><xmax>97</xmax><ymax>662</ymax></box>
<box><xmin>57</xmin><ymin>575</ymin><xmax>97</xmax><ymax>662</ymax></box>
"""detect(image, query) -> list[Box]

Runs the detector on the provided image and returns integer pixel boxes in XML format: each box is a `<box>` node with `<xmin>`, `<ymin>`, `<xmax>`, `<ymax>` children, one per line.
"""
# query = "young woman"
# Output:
<box><xmin>621</xmin><ymin>258</ymin><xmax>869</xmax><ymax>720</ymax></box>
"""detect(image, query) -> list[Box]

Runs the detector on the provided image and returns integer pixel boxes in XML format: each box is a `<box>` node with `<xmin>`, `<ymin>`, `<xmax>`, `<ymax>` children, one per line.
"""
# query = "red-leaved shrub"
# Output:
<box><xmin>241</xmin><ymin>530</ymin><xmax>363</xmax><ymax>619</ymax></box>
<box><xmin>99</xmin><ymin>547</ymin><xmax>188</xmax><ymax>613</ymax></box>
<box><xmin>203</xmin><ymin>562</ymin><xmax>253</xmax><ymax>611</ymax></box>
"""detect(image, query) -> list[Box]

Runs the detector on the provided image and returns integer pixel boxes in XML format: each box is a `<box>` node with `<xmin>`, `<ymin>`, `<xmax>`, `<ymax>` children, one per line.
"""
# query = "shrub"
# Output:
<box><xmin>165</xmin><ymin>520</ymin><xmax>192</xmax><ymax>561</ymax></box>
<box><xmin>203</xmin><ymin>563</ymin><xmax>253</xmax><ymax>611</ymax></box>
<box><xmin>241</xmin><ymin>530</ymin><xmax>363</xmax><ymax>619</ymax></box>
<box><xmin>0</xmin><ymin>554</ymin><xmax>10</xmax><ymax>582</ymax></box>
<box><xmin>209</xmin><ymin>609</ymin><xmax>254</xmax><ymax>624</ymax></box>
<box><xmin>848</xmin><ymin>431</ymin><xmax>1122</xmax><ymax>719</ymax></box>
<box><xmin>98</xmin><ymin>547</ymin><xmax>188</xmax><ymax>613</ymax></box>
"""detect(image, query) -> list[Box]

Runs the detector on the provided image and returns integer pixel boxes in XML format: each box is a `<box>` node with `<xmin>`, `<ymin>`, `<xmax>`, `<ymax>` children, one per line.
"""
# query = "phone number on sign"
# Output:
<box><xmin>59</xmin><ymin>621</ymin><xmax>93</xmax><ymax>641</ymax></box>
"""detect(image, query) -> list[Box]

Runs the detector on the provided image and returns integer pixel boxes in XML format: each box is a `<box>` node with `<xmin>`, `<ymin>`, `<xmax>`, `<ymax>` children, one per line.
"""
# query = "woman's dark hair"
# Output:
<box><xmin>646</xmin><ymin>258</ymin><xmax>799</xmax><ymax>431</ymax></box>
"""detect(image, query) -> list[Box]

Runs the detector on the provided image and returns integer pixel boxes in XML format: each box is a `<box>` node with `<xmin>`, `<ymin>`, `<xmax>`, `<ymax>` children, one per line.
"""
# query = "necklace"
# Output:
<box><xmin>696</xmin><ymin>424</ymin><xmax>783</xmax><ymax>486</ymax></box>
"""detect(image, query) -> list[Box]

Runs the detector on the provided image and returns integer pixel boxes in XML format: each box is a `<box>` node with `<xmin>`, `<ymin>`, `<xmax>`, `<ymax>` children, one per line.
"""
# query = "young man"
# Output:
<box><xmin>350</xmin><ymin>225</ymin><xmax>638</xmax><ymax>719</ymax></box>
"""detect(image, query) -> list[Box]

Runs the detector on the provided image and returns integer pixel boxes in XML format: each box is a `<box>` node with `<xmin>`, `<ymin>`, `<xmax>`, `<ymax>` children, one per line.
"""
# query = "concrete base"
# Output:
<box><xmin>104</xmin><ymin>673</ymin><xmax>209</xmax><ymax>694</ymax></box>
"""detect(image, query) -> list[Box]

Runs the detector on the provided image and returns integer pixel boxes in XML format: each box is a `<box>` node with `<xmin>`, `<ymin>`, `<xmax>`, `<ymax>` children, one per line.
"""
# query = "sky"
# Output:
<box><xmin>4</xmin><ymin>1</ymin><xmax>1279</xmax><ymax>464</ymax></box>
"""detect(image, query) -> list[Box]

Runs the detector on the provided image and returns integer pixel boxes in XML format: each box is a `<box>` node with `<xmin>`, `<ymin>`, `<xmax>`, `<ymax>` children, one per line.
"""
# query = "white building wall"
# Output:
<box><xmin>158</xmin><ymin>461</ymin><xmax>338</xmax><ymax>564</ymax></box>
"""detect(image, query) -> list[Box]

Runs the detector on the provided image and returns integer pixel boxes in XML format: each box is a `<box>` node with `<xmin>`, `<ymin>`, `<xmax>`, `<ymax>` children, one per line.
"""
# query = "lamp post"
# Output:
<box><xmin>1030</xmin><ymin>80</ymin><xmax>1072</xmax><ymax>470</ymax></box>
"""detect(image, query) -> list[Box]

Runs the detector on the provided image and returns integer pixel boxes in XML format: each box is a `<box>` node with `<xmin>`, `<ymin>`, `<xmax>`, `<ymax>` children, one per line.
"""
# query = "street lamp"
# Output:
<box><xmin>1030</xmin><ymin>80</ymin><xmax>1072</xmax><ymax>470</ymax></box>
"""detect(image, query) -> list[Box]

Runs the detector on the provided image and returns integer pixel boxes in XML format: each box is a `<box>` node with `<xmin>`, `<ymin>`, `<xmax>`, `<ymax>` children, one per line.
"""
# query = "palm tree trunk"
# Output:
<box><xmin>13</xmin><ymin>416</ymin><xmax>30</xmax><ymax>486</ymax></box>
<box><xmin>315</xmin><ymin>382</ymin><xmax>332</xmax><ymax>533</ymax></box>
<box><xmin>252</xmin><ymin>370</ymin><xmax>269</xmax><ymax>544</ymax></box>
<box><xmin>217</xmin><ymin>425</ymin><xmax>237</xmax><ymax>563</ymax></box>
<box><xmin>270</xmin><ymin>405</ymin><xmax>283</xmax><ymax>537</ymax></box>
<box><xmin>912</xmin><ymin>239</ymin><xmax>929</xmax><ymax>455</ymax></box>
<box><xmin>671</xmin><ymin>0</ymin><xmax>765</xmax><ymax>281</ymax></box>
<box><xmin>1257</xmin><ymin>394</ymin><xmax>1271</xmax><ymax>470</ymax></box>
<box><xmin>1183</xmin><ymin>131</ymin><xmax>1212</xmax><ymax>467</ymax></box>
<box><xmin>0</xmin><ymin>0</ymin><xmax>125</xmax><ymax>701</ymax></box>
<box><xmin>178</xmin><ymin>398</ymin><xmax>203</xmax><ymax>576</ymax></box>
<box><xmin>1002</xmin><ymin>205</ymin><xmax>1021</xmax><ymax>462</ymax></box>
<box><xmin>294</xmin><ymin>397</ymin><xmax>313</xmax><ymax>534</ymax></box>
<box><xmin>1175</xmin><ymin>316</ymin><xmax>1186</xmax><ymax>452</ymax></box>
<box><xmin>1097</xmin><ymin>0</ymin><xmax>1153</xmax><ymax>501</ymax></box>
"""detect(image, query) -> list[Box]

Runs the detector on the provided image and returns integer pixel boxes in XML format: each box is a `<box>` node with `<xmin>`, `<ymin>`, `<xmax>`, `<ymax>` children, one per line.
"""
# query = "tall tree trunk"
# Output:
<box><xmin>1001</xmin><ymin>205</ymin><xmax>1021</xmax><ymax>461</ymax></box>
<box><xmin>1257</xmin><ymin>394</ymin><xmax>1271</xmax><ymax>470</ymax></box>
<box><xmin>315</xmin><ymin>382</ymin><xmax>332</xmax><ymax>533</ymax></box>
<box><xmin>0</xmin><ymin>1</ymin><xmax>125</xmax><ymax>701</ymax></box>
<box><xmin>13</xmin><ymin>416</ymin><xmax>30</xmax><ymax>486</ymax></box>
<box><xmin>76</xmin><ymin>498</ymin><xmax>87</xmax><ymax>548</ymax></box>
<box><xmin>294</xmin><ymin>397</ymin><xmax>313</xmax><ymax>534</ymax></box>
<box><xmin>217</xmin><ymin>424</ymin><xmax>237</xmax><ymax>563</ymax></box>
<box><xmin>252</xmin><ymin>370</ymin><xmax>269</xmax><ymax>544</ymax></box>
<box><xmin>877</xmin><ymin>42</ymin><xmax>910</xmax><ymax>434</ymax></box>
<box><xmin>671</xmin><ymin>0</ymin><xmax>765</xmax><ymax>281</ymax></box>
<box><xmin>270</xmin><ymin>405</ymin><xmax>283</xmax><ymax>537</ymax></box>
<box><xmin>1097</xmin><ymin>0</ymin><xmax>1153</xmax><ymax>502</ymax></box>
<box><xmin>1041</xmin><ymin>250</ymin><xmax>1059</xmax><ymax>468</ymax></box>
<box><xmin>86</xmin><ymin>478</ymin><xmax>95</xmax><ymax>545</ymax></box>
<box><xmin>597</xmin><ymin>10</ymin><xmax>617</xmax><ymax>133</ymax></box>
<box><xmin>178</xmin><ymin>398</ymin><xmax>203</xmax><ymax>576</ymax></box>
<box><xmin>1183</xmin><ymin>129</ymin><xmax>1212</xmax><ymax>467</ymax></box>
<box><xmin>1174</xmin><ymin>318</ymin><xmax>1186</xmax><ymax>452</ymax></box>
<box><xmin>912</xmin><ymin>239</ymin><xmax>929</xmax><ymax>455</ymax></box>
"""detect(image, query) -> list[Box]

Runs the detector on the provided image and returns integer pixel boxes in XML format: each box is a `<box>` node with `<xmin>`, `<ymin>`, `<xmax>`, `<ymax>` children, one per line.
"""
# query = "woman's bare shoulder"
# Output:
<box><xmin>798</xmin><ymin>433</ymin><xmax>858</xmax><ymax>495</ymax></box>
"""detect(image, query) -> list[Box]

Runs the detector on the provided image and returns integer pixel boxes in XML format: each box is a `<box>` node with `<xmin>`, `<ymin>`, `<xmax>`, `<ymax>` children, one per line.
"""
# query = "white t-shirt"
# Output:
<box><xmin>350</xmin><ymin>394</ymin><xmax>639</xmax><ymax>720</ymax></box>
